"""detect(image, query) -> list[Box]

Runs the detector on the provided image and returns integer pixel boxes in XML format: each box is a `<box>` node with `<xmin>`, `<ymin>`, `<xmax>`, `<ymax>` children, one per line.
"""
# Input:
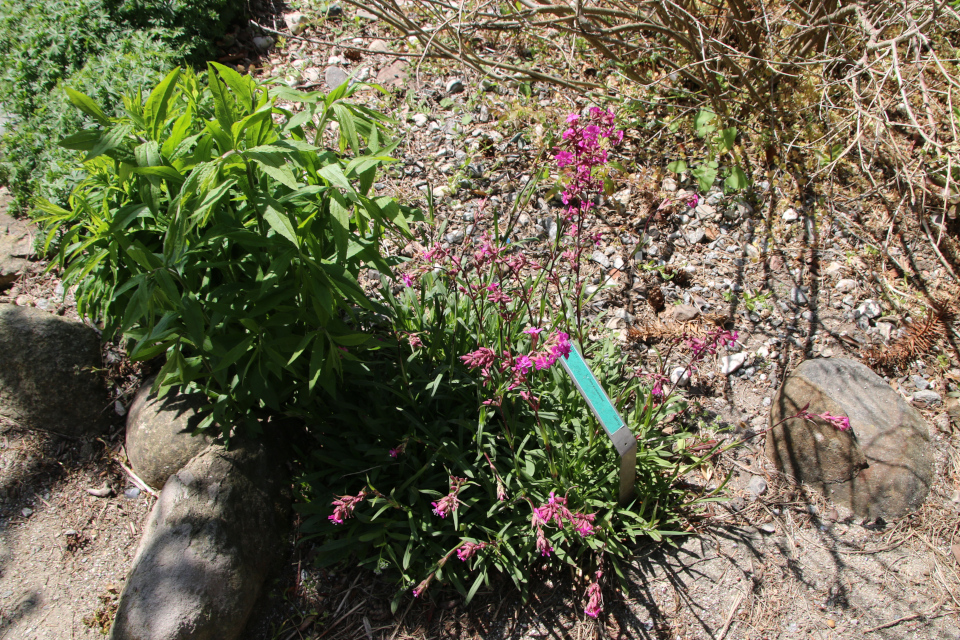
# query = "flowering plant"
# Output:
<box><xmin>301</xmin><ymin>108</ymin><xmax>724</xmax><ymax>616</ymax></box>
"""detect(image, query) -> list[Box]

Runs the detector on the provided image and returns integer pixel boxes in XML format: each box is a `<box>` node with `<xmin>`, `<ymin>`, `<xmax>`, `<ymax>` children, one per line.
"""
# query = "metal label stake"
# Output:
<box><xmin>560</xmin><ymin>343</ymin><xmax>636</xmax><ymax>506</ymax></box>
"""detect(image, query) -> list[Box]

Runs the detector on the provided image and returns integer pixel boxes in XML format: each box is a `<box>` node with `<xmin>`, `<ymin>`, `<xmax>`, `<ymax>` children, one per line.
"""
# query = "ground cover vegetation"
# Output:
<box><xmin>0</xmin><ymin>0</ymin><xmax>241</xmax><ymax>213</ymax></box>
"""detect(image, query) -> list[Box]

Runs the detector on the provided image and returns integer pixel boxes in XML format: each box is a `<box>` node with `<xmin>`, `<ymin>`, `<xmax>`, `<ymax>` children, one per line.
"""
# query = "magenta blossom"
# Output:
<box><xmin>431</xmin><ymin>476</ymin><xmax>468</xmax><ymax>518</ymax></box>
<box><xmin>457</xmin><ymin>541</ymin><xmax>488</xmax><ymax>562</ymax></box>
<box><xmin>412</xmin><ymin>573</ymin><xmax>434</xmax><ymax>597</ymax></box>
<box><xmin>460</xmin><ymin>347</ymin><xmax>496</xmax><ymax>370</ymax></box>
<box><xmin>329</xmin><ymin>490</ymin><xmax>366</xmax><ymax>524</ymax></box>
<box><xmin>523</xmin><ymin>326</ymin><xmax>544</xmax><ymax>336</ymax></box>
<box><xmin>407</xmin><ymin>333</ymin><xmax>423</xmax><ymax>349</ymax></box>
<box><xmin>584</xmin><ymin>571</ymin><xmax>603</xmax><ymax>618</ymax></box>
<box><xmin>401</xmin><ymin>273</ymin><xmax>414</xmax><ymax>287</ymax></box>
<box><xmin>535</xmin><ymin>526</ymin><xmax>553</xmax><ymax>556</ymax></box>
<box><xmin>799</xmin><ymin>410</ymin><xmax>851</xmax><ymax>432</ymax></box>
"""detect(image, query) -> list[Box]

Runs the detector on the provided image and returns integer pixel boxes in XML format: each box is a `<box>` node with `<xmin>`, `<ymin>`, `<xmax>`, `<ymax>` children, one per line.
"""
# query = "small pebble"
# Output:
<box><xmin>21</xmin><ymin>507</ymin><xmax>32</xmax><ymax>518</ymax></box>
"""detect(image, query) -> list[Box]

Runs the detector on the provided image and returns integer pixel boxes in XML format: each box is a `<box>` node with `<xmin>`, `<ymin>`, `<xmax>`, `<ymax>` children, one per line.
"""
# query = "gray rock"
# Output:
<box><xmin>590</xmin><ymin>250</ymin><xmax>610</xmax><ymax>269</ymax></box>
<box><xmin>782</xmin><ymin>208</ymin><xmax>799</xmax><ymax>222</ymax></box>
<box><xmin>125</xmin><ymin>380</ymin><xmax>214</xmax><ymax>491</ymax></box>
<box><xmin>720</xmin><ymin>352</ymin><xmax>749</xmax><ymax>375</ymax></box>
<box><xmin>355</xmin><ymin>8</ymin><xmax>379</xmax><ymax>20</ymax></box>
<box><xmin>910</xmin><ymin>374</ymin><xmax>930</xmax><ymax>390</ymax></box>
<box><xmin>661</xmin><ymin>177</ymin><xmax>677</xmax><ymax>192</ymax></box>
<box><xmin>685</xmin><ymin>229</ymin><xmax>706</xmax><ymax>245</ymax></box>
<box><xmin>835</xmin><ymin>279</ymin><xmax>857</xmax><ymax>294</ymax></box>
<box><xmin>671</xmin><ymin>304</ymin><xmax>700</xmax><ymax>322</ymax></box>
<box><xmin>790</xmin><ymin>287</ymin><xmax>808</xmax><ymax>306</ymax></box>
<box><xmin>445</xmin><ymin>78</ymin><xmax>465</xmax><ymax>94</ymax></box>
<box><xmin>302</xmin><ymin>67</ymin><xmax>322</xmax><ymax>83</ymax></box>
<box><xmin>283</xmin><ymin>12</ymin><xmax>308</xmax><ymax>35</ymax></box>
<box><xmin>369</xmin><ymin>39</ymin><xmax>390</xmax><ymax>53</ymax></box>
<box><xmin>912</xmin><ymin>390</ymin><xmax>942</xmax><ymax>406</ymax></box>
<box><xmin>0</xmin><ymin>203</ymin><xmax>34</xmax><ymax>286</ymax></box>
<box><xmin>765</xmin><ymin>357</ymin><xmax>934</xmax><ymax>520</ymax></box>
<box><xmin>0</xmin><ymin>304</ymin><xmax>108</xmax><ymax>437</ymax></box>
<box><xmin>746</xmin><ymin>475</ymin><xmax>768</xmax><ymax>497</ymax></box>
<box><xmin>252</xmin><ymin>36</ymin><xmax>274</xmax><ymax>51</ymax></box>
<box><xmin>375</xmin><ymin>60</ymin><xmax>407</xmax><ymax>88</ymax></box>
<box><xmin>109</xmin><ymin>442</ymin><xmax>291</xmax><ymax>640</ymax></box>
<box><xmin>325</xmin><ymin>66</ymin><xmax>349</xmax><ymax>90</ymax></box>
<box><xmin>670</xmin><ymin>367</ymin><xmax>691</xmax><ymax>387</ymax></box>
<box><xmin>855</xmin><ymin>299</ymin><xmax>881</xmax><ymax>319</ymax></box>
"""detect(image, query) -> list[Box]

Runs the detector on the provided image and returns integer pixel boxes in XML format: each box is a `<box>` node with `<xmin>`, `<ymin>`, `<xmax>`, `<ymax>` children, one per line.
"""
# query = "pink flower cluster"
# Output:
<box><xmin>584</xmin><ymin>571</ymin><xmax>603</xmax><ymax>618</ymax></box>
<box><xmin>432</xmin><ymin>476</ymin><xmax>468</xmax><ymax>518</ymax></box>
<box><xmin>554</xmin><ymin>108</ymin><xmax>623</xmax><ymax>221</ymax></box>
<box><xmin>457</xmin><ymin>541</ymin><xmax>489</xmax><ymax>562</ymax></box>
<box><xmin>531</xmin><ymin>492</ymin><xmax>598</xmax><ymax>556</ymax></box>
<box><xmin>686</xmin><ymin>328</ymin><xmax>739</xmax><ymax>361</ymax></box>
<box><xmin>799</xmin><ymin>410</ymin><xmax>852</xmax><ymax>432</ymax></box>
<box><xmin>459</xmin><ymin>330</ymin><xmax>571</xmax><ymax>392</ymax></box>
<box><xmin>329</xmin><ymin>490</ymin><xmax>367</xmax><ymax>525</ymax></box>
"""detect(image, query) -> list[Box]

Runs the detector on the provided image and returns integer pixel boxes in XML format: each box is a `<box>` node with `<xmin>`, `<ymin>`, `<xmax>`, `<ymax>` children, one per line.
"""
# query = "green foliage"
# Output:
<box><xmin>0</xmin><ymin>0</ymin><xmax>241</xmax><ymax>211</ymax></box>
<box><xmin>666</xmin><ymin>109</ymin><xmax>749</xmax><ymax>194</ymax></box>
<box><xmin>300</xmin><ymin>230</ymin><xmax>724</xmax><ymax>608</ymax></box>
<box><xmin>39</xmin><ymin>67</ymin><xmax>414</xmax><ymax>436</ymax></box>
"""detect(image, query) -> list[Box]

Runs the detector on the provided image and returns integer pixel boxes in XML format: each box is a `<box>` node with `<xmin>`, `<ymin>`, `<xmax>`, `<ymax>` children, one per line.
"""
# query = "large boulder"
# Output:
<box><xmin>126</xmin><ymin>379</ymin><xmax>213</xmax><ymax>490</ymax></box>
<box><xmin>766</xmin><ymin>357</ymin><xmax>934</xmax><ymax>520</ymax></box>
<box><xmin>109</xmin><ymin>441</ymin><xmax>291</xmax><ymax>640</ymax></box>
<box><xmin>0</xmin><ymin>303</ymin><xmax>108</xmax><ymax>436</ymax></box>
<box><xmin>0</xmin><ymin>193</ymin><xmax>34</xmax><ymax>287</ymax></box>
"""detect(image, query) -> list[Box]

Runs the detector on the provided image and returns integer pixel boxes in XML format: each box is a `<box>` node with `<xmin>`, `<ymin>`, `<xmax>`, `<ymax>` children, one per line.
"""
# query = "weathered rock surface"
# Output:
<box><xmin>376</xmin><ymin>60</ymin><xmax>408</xmax><ymax>89</ymax></box>
<box><xmin>109</xmin><ymin>441</ymin><xmax>291</xmax><ymax>640</ymax></box>
<box><xmin>126</xmin><ymin>379</ymin><xmax>213</xmax><ymax>490</ymax></box>
<box><xmin>766</xmin><ymin>357</ymin><xmax>933</xmax><ymax>520</ymax></box>
<box><xmin>0</xmin><ymin>196</ymin><xmax>34</xmax><ymax>286</ymax></box>
<box><xmin>0</xmin><ymin>304</ymin><xmax>107</xmax><ymax>436</ymax></box>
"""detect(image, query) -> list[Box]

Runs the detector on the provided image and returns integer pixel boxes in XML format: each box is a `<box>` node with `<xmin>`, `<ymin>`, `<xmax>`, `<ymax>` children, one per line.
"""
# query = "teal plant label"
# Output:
<box><xmin>560</xmin><ymin>343</ymin><xmax>637</xmax><ymax>505</ymax></box>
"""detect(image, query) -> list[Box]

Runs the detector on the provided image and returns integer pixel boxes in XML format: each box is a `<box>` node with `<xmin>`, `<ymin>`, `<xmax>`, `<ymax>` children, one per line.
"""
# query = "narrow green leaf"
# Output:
<box><xmin>64</xmin><ymin>87</ymin><xmax>110</xmax><ymax>125</ymax></box>
<box><xmin>144</xmin><ymin>67</ymin><xmax>182</xmax><ymax>141</ymax></box>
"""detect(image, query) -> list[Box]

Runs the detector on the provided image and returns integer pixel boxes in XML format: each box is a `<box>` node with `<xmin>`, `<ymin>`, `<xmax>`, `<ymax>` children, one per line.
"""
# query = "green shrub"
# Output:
<box><xmin>1</xmin><ymin>30</ymin><xmax>177</xmax><ymax>212</ymax></box>
<box><xmin>0</xmin><ymin>0</ymin><xmax>242</xmax><ymax>212</ymax></box>
<box><xmin>39</xmin><ymin>66</ymin><xmax>415</xmax><ymax>436</ymax></box>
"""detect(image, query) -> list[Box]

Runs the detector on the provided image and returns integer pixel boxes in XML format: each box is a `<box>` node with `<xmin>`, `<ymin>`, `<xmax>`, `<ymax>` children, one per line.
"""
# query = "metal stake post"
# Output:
<box><xmin>559</xmin><ymin>343</ymin><xmax>636</xmax><ymax>506</ymax></box>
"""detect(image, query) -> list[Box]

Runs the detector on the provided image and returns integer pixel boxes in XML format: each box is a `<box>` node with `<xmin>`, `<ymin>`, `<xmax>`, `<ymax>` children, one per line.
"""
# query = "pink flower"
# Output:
<box><xmin>820</xmin><ymin>413</ymin><xmax>851</xmax><ymax>431</ymax></box>
<box><xmin>519</xmin><ymin>390</ymin><xmax>540</xmax><ymax>410</ymax></box>
<box><xmin>496</xmin><ymin>479</ymin><xmax>507</xmax><ymax>501</ymax></box>
<box><xmin>549</xmin><ymin>331</ymin><xmax>572</xmax><ymax>359</ymax></box>
<box><xmin>407</xmin><ymin>334</ymin><xmax>423</xmax><ymax>349</ymax></box>
<box><xmin>460</xmin><ymin>347</ymin><xmax>497</xmax><ymax>370</ymax></box>
<box><xmin>570</xmin><ymin>511</ymin><xmax>596</xmax><ymax>537</ymax></box>
<box><xmin>329</xmin><ymin>490</ymin><xmax>366</xmax><ymax>524</ymax></box>
<box><xmin>523</xmin><ymin>326</ymin><xmax>544</xmax><ymax>336</ymax></box>
<box><xmin>457</xmin><ymin>541</ymin><xmax>488</xmax><ymax>562</ymax></box>
<box><xmin>799</xmin><ymin>410</ymin><xmax>852</xmax><ymax>432</ymax></box>
<box><xmin>401</xmin><ymin>273</ymin><xmax>414</xmax><ymax>287</ymax></box>
<box><xmin>555</xmin><ymin>150</ymin><xmax>575</xmax><ymax>168</ymax></box>
<box><xmin>413</xmin><ymin>573</ymin><xmax>434</xmax><ymax>597</ymax></box>
<box><xmin>584</xmin><ymin>572</ymin><xmax>603</xmax><ymax>618</ymax></box>
<box><xmin>566</xmin><ymin>113</ymin><xmax>580</xmax><ymax>124</ymax></box>
<box><xmin>535</xmin><ymin>526</ymin><xmax>552</xmax><ymax>556</ymax></box>
<box><xmin>513</xmin><ymin>354</ymin><xmax>533</xmax><ymax>374</ymax></box>
<box><xmin>431</xmin><ymin>476</ymin><xmax>467</xmax><ymax>518</ymax></box>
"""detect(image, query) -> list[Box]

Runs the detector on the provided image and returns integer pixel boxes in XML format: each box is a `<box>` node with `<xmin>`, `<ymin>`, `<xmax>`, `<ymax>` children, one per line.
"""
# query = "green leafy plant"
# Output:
<box><xmin>38</xmin><ymin>65</ymin><xmax>414</xmax><ymax>436</ymax></box>
<box><xmin>667</xmin><ymin>109</ymin><xmax>748</xmax><ymax>193</ymax></box>
<box><xmin>0</xmin><ymin>0</ymin><xmax>242</xmax><ymax>211</ymax></box>
<box><xmin>299</xmin><ymin>109</ymin><xmax>729</xmax><ymax>614</ymax></box>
